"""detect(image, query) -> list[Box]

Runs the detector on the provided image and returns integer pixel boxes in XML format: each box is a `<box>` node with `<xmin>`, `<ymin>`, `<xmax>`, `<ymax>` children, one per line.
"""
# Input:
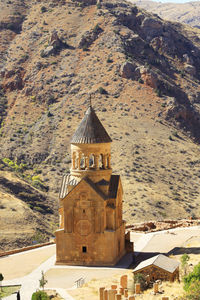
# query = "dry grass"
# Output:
<box><xmin>68</xmin><ymin>270</ymin><xmax>133</xmax><ymax>300</ymax></box>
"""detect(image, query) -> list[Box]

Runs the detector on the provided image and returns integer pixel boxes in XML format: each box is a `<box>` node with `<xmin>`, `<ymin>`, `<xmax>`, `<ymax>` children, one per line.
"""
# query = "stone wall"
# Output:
<box><xmin>0</xmin><ymin>241</ymin><xmax>55</xmax><ymax>257</ymax></box>
<box><xmin>133</xmin><ymin>264</ymin><xmax>179</xmax><ymax>282</ymax></box>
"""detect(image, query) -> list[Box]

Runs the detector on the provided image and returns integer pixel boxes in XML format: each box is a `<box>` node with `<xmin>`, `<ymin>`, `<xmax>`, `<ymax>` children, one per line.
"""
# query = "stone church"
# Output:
<box><xmin>55</xmin><ymin>105</ymin><xmax>126</xmax><ymax>266</ymax></box>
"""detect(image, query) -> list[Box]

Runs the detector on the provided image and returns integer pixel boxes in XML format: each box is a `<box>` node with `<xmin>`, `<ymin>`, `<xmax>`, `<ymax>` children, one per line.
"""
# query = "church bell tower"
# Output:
<box><xmin>55</xmin><ymin>105</ymin><xmax>126</xmax><ymax>266</ymax></box>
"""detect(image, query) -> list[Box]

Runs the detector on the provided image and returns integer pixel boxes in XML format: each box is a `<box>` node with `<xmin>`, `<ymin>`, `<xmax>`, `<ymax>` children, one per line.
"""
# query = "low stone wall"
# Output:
<box><xmin>0</xmin><ymin>241</ymin><xmax>55</xmax><ymax>257</ymax></box>
<box><xmin>126</xmin><ymin>218</ymin><xmax>200</xmax><ymax>233</ymax></box>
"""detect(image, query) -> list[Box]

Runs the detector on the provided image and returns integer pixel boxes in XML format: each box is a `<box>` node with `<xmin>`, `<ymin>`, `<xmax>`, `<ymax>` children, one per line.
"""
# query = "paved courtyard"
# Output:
<box><xmin>1</xmin><ymin>225</ymin><xmax>200</xmax><ymax>299</ymax></box>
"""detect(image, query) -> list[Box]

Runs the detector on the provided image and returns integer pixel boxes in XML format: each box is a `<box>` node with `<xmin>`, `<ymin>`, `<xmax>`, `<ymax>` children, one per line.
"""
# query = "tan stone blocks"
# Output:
<box><xmin>99</xmin><ymin>287</ymin><xmax>105</xmax><ymax>300</ymax></box>
<box><xmin>103</xmin><ymin>289</ymin><xmax>108</xmax><ymax>300</ymax></box>
<box><xmin>119</xmin><ymin>287</ymin><xmax>124</xmax><ymax>295</ymax></box>
<box><xmin>120</xmin><ymin>275</ymin><xmax>128</xmax><ymax>289</ymax></box>
<box><xmin>111</xmin><ymin>285</ymin><xmax>117</xmax><ymax>290</ymax></box>
<box><xmin>108</xmin><ymin>289</ymin><xmax>117</xmax><ymax>300</ymax></box>
<box><xmin>162</xmin><ymin>297</ymin><xmax>169</xmax><ymax>300</ymax></box>
<box><xmin>128</xmin><ymin>296</ymin><xmax>135</xmax><ymax>300</ymax></box>
<box><xmin>153</xmin><ymin>282</ymin><xmax>159</xmax><ymax>293</ymax></box>
<box><xmin>115</xmin><ymin>294</ymin><xmax>121</xmax><ymax>300</ymax></box>
<box><xmin>135</xmin><ymin>283</ymin><xmax>141</xmax><ymax>294</ymax></box>
<box><xmin>124</xmin><ymin>289</ymin><xmax>128</xmax><ymax>297</ymax></box>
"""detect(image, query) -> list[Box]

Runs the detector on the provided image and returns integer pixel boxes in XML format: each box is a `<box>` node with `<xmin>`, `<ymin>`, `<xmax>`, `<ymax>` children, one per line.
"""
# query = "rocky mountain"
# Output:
<box><xmin>0</xmin><ymin>0</ymin><xmax>200</xmax><ymax>249</ymax></box>
<box><xmin>130</xmin><ymin>0</ymin><xmax>200</xmax><ymax>28</ymax></box>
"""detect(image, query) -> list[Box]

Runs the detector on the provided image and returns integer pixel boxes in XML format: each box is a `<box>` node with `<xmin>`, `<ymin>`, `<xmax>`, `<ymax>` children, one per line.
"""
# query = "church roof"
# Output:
<box><xmin>133</xmin><ymin>254</ymin><xmax>180</xmax><ymax>274</ymax></box>
<box><xmin>71</xmin><ymin>106</ymin><xmax>112</xmax><ymax>144</ymax></box>
<box><xmin>60</xmin><ymin>175</ymin><xmax>108</xmax><ymax>201</ymax></box>
<box><xmin>109</xmin><ymin>175</ymin><xmax>120</xmax><ymax>198</ymax></box>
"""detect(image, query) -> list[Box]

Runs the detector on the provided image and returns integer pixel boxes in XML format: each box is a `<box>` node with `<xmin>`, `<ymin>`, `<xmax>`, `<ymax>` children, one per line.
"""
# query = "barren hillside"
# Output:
<box><xmin>130</xmin><ymin>0</ymin><xmax>200</xmax><ymax>28</ymax></box>
<box><xmin>0</xmin><ymin>0</ymin><xmax>200</xmax><ymax>249</ymax></box>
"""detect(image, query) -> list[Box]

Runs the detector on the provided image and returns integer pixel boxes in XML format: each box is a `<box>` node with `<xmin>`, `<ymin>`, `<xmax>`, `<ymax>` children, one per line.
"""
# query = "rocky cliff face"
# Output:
<box><xmin>0</xmin><ymin>0</ymin><xmax>200</xmax><ymax>238</ymax></box>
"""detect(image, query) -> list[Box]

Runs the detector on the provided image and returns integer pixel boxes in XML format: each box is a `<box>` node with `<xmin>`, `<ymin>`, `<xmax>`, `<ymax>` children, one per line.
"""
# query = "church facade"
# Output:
<box><xmin>55</xmin><ymin>106</ymin><xmax>126</xmax><ymax>266</ymax></box>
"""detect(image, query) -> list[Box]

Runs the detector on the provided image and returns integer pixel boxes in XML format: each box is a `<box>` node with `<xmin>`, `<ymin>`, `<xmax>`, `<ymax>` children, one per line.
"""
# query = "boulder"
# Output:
<box><xmin>184</xmin><ymin>64</ymin><xmax>196</xmax><ymax>76</ymax></box>
<box><xmin>121</xmin><ymin>62</ymin><xmax>136</xmax><ymax>79</ymax></box>
<box><xmin>139</xmin><ymin>66</ymin><xmax>158</xmax><ymax>88</ymax></box>
<box><xmin>41</xmin><ymin>46</ymin><xmax>54</xmax><ymax>57</ymax></box>
<box><xmin>183</xmin><ymin>53</ymin><xmax>193</xmax><ymax>64</ymax></box>
<box><xmin>141</xmin><ymin>17</ymin><xmax>163</xmax><ymax>40</ymax></box>
<box><xmin>49</xmin><ymin>30</ymin><xmax>62</xmax><ymax>48</ymax></box>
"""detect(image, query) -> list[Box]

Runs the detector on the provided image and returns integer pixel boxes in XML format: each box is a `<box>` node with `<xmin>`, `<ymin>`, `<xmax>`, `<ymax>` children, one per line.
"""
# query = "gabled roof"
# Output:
<box><xmin>62</xmin><ymin>176</ymin><xmax>107</xmax><ymax>202</ymax></box>
<box><xmin>133</xmin><ymin>254</ymin><xmax>180</xmax><ymax>274</ymax></box>
<box><xmin>71</xmin><ymin>106</ymin><xmax>112</xmax><ymax>144</ymax></box>
<box><xmin>109</xmin><ymin>175</ymin><xmax>120</xmax><ymax>198</ymax></box>
<box><xmin>84</xmin><ymin>177</ymin><xmax>108</xmax><ymax>200</ymax></box>
<box><xmin>59</xmin><ymin>174</ymin><xmax>79</xmax><ymax>199</ymax></box>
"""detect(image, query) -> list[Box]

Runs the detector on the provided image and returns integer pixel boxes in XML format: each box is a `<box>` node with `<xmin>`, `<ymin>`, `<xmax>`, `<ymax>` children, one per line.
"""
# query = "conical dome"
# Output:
<box><xmin>71</xmin><ymin>106</ymin><xmax>112</xmax><ymax>144</ymax></box>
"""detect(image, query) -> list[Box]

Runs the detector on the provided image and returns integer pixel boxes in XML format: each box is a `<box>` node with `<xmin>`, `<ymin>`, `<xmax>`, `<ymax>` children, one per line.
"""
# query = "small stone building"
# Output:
<box><xmin>55</xmin><ymin>105</ymin><xmax>126</xmax><ymax>266</ymax></box>
<box><xmin>133</xmin><ymin>254</ymin><xmax>180</xmax><ymax>282</ymax></box>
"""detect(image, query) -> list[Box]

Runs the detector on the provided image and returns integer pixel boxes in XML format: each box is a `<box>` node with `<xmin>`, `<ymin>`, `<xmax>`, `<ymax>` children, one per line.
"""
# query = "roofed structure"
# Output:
<box><xmin>133</xmin><ymin>254</ymin><xmax>180</xmax><ymax>282</ymax></box>
<box><xmin>55</xmin><ymin>105</ymin><xmax>127</xmax><ymax>266</ymax></box>
<box><xmin>71</xmin><ymin>106</ymin><xmax>112</xmax><ymax>144</ymax></box>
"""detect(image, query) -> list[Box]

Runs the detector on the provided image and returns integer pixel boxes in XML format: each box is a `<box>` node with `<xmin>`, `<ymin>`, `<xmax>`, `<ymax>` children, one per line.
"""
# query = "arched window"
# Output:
<box><xmin>99</xmin><ymin>154</ymin><xmax>103</xmax><ymax>169</ymax></box>
<box><xmin>80</xmin><ymin>153</ymin><xmax>85</xmax><ymax>169</ymax></box>
<box><xmin>89</xmin><ymin>154</ymin><xmax>94</xmax><ymax>168</ymax></box>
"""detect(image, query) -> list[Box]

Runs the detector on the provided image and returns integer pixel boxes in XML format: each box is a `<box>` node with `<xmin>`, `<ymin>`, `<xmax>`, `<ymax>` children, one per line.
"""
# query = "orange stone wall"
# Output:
<box><xmin>55</xmin><ymin>172</ymin><xmax>126</xmax><ymax>266</ymax></box>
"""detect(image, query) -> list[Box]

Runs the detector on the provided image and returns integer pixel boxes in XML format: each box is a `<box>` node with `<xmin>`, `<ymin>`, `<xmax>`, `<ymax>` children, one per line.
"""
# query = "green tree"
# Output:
<box><xmin>39</xmin><ymin>271</ymin><xmax>48</xmax><ymax>291</ymax></box>
<box><xmin>185</xmin><ymin>280</ymin><xmax>200</xmax><ymax>299</ymax></box>
<box><xmin>184</xmin><ymin>262</ymin><xmax>200</xmax><ymax>292</ymax></box>
<box><xmin>0</xmin><ymin>273</ymin><xmax>4</xmax><ymax>292</ymax></box>
<box><xmin>31</xmin><ymin>290</ymin><xmax>49</xmax><ymax>300</ymax></box>
<box><xmin>134</xmin><ymin>273</ymin><xmax>148</xmax><ymax>291</ymax></box>
<box><xmin>181</xmin><ymin>254</ymin><xmax>190</xmax><ymax>276</ymax></box>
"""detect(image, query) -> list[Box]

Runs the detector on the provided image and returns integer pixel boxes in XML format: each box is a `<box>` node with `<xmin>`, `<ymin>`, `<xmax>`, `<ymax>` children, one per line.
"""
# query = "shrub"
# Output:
<box><xmin>172</xmin><ymin>131</ymin><xmax>179</xmax><ymax>137</ymax></box>
<box><xmin>155</xmin><ymin>88</ymin><xmax>162</xmax><ymax>97</ymax></box>
<box><xmin>82</xmin><ymin>44</ymin><xmax>89</xmax><ymax>51</ymax></box>
<box><xmin>183</xmin><ymin>262</ymin><xmax>200</xmax><ymax>292</ymax></box>
<box><xmin>185</xmin><ymin>280</ymin><xmax>200</xmax><ymax>299</ymax></box>
<box><xmin>181</xmin><ymin>254</ymin><xmax>190</xmax><ymax>276</ymax></box>
<box><xmin>39</xmin><ymin>271</ymin><xmax>48</xmax><ymax>291</ymax></box>
<box><xmin>107</xmin><ymin>58</ymin><xmax>113</xmax><ymax>63</ymax></box>
<box><xmin>31</xmin><ymin>290</ymin><xmax>49</xmax><ymax>300</ymax></box>
<box><xmin>98</xmin><ymin>87</ymin><xmax>108</xmax><ymax>95</ymax></box>
<box><xmin>96</xmin><ymin>2</ymin><xmax>101</xmax><ymax>9</ymax></box>
<box><xmin>93</xmin><ymin>24</ymin><xmax>101</xmax><ymax>34</ymax></box>
<box><xmin>180</xmin><ymin>70</ymin><xmax>185</xmax><ymax>78</ymax></box>
<box><xmin>47</xmin><ymin>111</ymin><xmax>53</xmax><ymax>117</ymax></box>
<box><xmin>134</xmin><ymin>273</ymin><xmax>148</xmax><ymax>291</ymax></box>
<box><xmin>138</xmin><ymin>78</ymin><xmax>144</xmax><ymax>84</ymax></box>
<box><xmin>41</xmin><ymin>6</ymin><xmax>47</xmax><ymax>13</ymax></box>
